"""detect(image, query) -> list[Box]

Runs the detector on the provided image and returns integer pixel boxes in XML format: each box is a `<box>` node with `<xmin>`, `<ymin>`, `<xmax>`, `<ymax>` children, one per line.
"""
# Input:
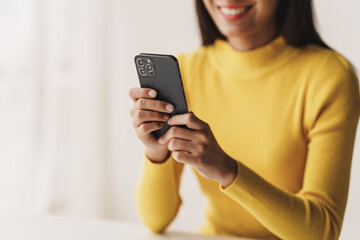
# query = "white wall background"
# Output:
<box><xmin>314</xmin><ymin>1</ymin><xmax>360</xmax><ymax>239</ymax></box>
<box><xmin>0</xmin><ymin>0</ymin><xmax>359</xmax><ymax>239</ymax></box>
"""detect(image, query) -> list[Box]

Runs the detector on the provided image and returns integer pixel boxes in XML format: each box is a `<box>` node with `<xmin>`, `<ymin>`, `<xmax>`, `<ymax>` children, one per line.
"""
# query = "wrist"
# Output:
<box><xmin>145</xmin><ymin>147</ymin><xmax>170</xmax><ymax>163</ymax></box>
<box><xmin>219</xmin><ymin>155</ymin><xmax>238</xmax><ymax>189</ymax></box>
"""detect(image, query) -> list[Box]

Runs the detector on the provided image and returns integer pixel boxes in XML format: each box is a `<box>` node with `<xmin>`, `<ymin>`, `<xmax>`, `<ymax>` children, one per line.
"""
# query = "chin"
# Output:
<box><xmin>219</xmin><ymin>26</ymin><xmax>250</xmax><ymax>39</ymax></box>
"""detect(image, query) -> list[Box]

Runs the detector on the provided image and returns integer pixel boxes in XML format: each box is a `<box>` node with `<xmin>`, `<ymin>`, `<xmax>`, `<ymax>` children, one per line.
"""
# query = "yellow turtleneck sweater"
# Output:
<box><xmin>134</xmin><ymin>36</ymin><xmax>360</xmax><ymax>240</ymax></box>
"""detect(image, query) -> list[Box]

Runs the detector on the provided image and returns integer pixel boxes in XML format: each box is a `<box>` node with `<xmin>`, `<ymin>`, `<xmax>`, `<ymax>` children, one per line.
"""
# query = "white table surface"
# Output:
<box><xmin>0</xmin><ymin>214</ymin><xmax>251</xmax><ymax>240</ymax></box>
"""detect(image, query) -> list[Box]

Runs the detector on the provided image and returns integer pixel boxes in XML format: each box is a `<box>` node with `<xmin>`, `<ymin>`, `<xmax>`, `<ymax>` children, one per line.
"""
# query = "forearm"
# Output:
<box><xmin>222</xmin><ymin>160</ymin><xmax>343</xmax><ymax>240</ymax></box>
<box><xmin>135</xmin><ymin>152</ymin><xmax>184</xmax><ymax>233</ymax></box>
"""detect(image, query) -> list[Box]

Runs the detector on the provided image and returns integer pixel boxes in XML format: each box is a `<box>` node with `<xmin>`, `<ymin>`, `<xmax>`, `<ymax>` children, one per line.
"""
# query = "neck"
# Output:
<box><xmin>227</xmin><ymin>24</ymin><xmax>280</xmax><ymax>52</ymax></box>
<box><xmin>210</xmin><ymin>33</ymin><xmax>297</xmax><ymax>78</ymax></box>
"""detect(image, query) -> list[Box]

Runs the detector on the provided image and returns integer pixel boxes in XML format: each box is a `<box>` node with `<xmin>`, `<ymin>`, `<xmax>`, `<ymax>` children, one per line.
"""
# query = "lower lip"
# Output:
<box><xmin>217</xmin><ymin>6</ymin><xmax>252</xmax><ymax>21</ymax></box>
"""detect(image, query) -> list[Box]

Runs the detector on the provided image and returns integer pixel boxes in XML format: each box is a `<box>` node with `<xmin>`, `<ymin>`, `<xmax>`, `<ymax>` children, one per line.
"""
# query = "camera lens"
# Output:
<box><xmin>137</xmin><ymin>58</ymin><xmax>145</xmax><ymax>67</ymax></box>
<box><xmin>146</xmin><ymin>64</ymin><xmax>154</xmax><ymax>72</ymax></box>
<box><xmin>139</xmin><ymin>68</ymin><xmax>147</xmax><ymax>76</ymax></box>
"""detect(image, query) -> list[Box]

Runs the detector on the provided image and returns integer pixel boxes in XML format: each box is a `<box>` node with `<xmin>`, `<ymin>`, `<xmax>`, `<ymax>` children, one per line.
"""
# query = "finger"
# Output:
<box><xmin>136</xmin><ymin>121</ymin><xmax>164</xmax><ymax>136</ymax></box>
<box><xmin>172</xmin><ymin>151</ymin><xmax>193</xmax><ymax>164</ymax></box>
<box><xmin>158</xmin><ymin>126</ymin><xmax>194</xmax><ymax>144</ymax></box>
<box><xmin>128</xmin><ymin>87</ymin><xmax>157</xmax><ymax>102</ymax></box>
<box><xmin>167</xmin><ymin>112</ymin><xmax>206</xmax><ymax>130</ymax></box>
<box><xmin>167</xmin><ymin>138</ymin><xmax>197</xmax><ymax>153</ymax></box>
<box><xmin>134</xmin><ymin>98</ymin><xmax>174</xmax><ymax>115</ymax></box>
<box><xmin>133</xmin><ymin>110</ymin><xmax>170</xmax><ymax>127</ymax></box>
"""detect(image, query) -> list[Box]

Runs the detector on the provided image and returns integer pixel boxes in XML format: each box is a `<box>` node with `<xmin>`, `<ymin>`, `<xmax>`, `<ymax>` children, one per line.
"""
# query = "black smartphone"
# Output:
<box><xmin>134</xmin><ymin>53</ymin><xmax>188</xmax><ymax>138</ymax></box>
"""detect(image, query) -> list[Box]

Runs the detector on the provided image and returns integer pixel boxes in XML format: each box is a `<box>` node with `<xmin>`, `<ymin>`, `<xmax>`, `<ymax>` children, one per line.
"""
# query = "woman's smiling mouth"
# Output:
<box><xmin>217</xmin><ymin>4</ymin><xmax>253</xmax><ymax>21</ymax></box>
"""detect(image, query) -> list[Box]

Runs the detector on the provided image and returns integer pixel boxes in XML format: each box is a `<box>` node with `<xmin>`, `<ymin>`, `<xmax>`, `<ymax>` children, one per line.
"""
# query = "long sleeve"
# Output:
<box><xmin>220</xmin><ymin>55</ymin><xmax>360</xmax><ymax>240</ymax></box>
<box><xmin>134</xmin><ymin>153</ymin><xmax>184</xmax><ymax>233</ymax></box>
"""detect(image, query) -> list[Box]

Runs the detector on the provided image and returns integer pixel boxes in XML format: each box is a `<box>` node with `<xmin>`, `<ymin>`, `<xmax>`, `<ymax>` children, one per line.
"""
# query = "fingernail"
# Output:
<box><xmin>149</xmin><ymin>90</ymin><xmax>156</xmax><ymax>97</ymax></box>
<box><xmin>166</xmin><ymin>104</ymin><xmax>174</xmax><ymax>112</ymax></box>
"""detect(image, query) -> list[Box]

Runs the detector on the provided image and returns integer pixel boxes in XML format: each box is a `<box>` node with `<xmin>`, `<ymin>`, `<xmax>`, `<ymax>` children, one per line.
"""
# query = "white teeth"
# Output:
<box><xmin>220</xmin><ymin>7</ymin><xmax>246</xmax><ymax>16</ymax></box>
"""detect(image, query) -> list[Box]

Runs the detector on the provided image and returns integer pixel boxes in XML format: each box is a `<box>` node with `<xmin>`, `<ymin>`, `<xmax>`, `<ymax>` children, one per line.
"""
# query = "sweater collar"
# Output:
<box><xmin>208</xmin><ymin>35</ymin><xmax>298</xmax><ymax>78</ymax></box>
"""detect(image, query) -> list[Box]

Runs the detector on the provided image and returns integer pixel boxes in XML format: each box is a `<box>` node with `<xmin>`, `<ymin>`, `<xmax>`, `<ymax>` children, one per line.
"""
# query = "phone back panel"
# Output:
<box><xmin>135</xmin><ymin>53</ymin><xmax>188</xmax><ymax>138</ymax></box>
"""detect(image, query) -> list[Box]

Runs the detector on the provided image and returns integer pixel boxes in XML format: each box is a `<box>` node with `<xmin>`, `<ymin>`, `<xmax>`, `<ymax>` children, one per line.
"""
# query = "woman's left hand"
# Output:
<box><xmin>158</xmin><ymin>112</ymin><xmax>237</xmax><ymax>188</ymax></box>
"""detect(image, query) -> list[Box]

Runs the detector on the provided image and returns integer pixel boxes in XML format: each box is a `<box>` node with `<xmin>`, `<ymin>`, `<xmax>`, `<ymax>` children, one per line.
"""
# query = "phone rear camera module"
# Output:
<box><xmin>139</xmin><ymin>68</ymin><xmax>147</xmax><ymax>76</ymax></box>
<box><xmin>135</xmin><ymin>56</ymin><xmax>156</xmax><ymax>77</ymax></box>
<box><xmin>146</xmin><ymin>64</ymin><xmax>154</xmax><ymax>72</ymax></box>
<box><xmin>137</xmin><ymin>58</ymin><xmax>145</xmax><ymax>67</ymax></box>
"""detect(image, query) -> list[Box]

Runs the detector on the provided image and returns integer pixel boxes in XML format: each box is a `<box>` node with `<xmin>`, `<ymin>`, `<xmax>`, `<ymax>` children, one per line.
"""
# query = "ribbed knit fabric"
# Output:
<box><xmin>134</xmin><ymin>36</ymin><xmax>360</xmax><ymax>240</ymax></box>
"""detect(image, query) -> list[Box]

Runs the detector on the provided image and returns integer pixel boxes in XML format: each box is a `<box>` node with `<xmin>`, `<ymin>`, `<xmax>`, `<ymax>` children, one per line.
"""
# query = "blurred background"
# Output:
<box><xmin>0</xmin><ymin>0</ymin><xmax>359</xmax><ymax>239</ymax></box>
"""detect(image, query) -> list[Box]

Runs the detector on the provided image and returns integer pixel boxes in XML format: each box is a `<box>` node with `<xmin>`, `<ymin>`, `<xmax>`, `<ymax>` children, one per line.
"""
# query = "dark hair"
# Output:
<box><xmin>195</xmin><ymin>0</ymin><xmax>330</xmax><ymax>49</ymax></box>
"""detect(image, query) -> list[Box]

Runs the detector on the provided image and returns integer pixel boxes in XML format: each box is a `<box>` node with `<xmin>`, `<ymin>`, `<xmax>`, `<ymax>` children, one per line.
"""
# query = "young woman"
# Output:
<box><xmin>129</xmin><ymin>0</ymin><xmax>360</xmax><ymax>239</ymax></box>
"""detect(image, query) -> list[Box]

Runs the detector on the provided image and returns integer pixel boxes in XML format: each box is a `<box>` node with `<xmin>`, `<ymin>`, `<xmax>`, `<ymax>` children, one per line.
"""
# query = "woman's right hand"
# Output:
<box><xmin>129</xmin><ymin>87</ymin><xmax>174</xmax><ymax>163</ymax></box>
